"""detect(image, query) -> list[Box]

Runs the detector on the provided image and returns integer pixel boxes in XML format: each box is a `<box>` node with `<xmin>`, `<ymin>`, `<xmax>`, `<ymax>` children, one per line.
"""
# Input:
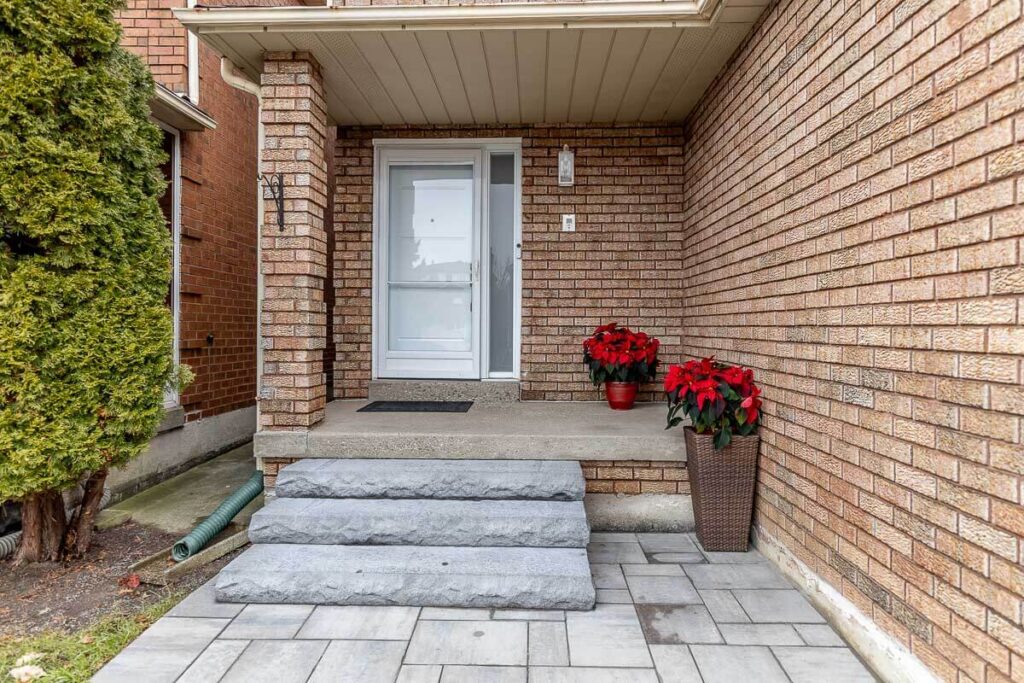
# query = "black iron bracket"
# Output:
<box><xmin>260</xmin><ymin>173</ymin><xmax>285</xmax><ymax>231</ymax></box>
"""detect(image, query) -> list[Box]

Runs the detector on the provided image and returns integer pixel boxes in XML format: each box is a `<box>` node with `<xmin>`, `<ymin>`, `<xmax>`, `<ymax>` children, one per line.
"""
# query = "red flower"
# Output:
<box><xmin>664</xmin><ymin>357</ymin><xmax>762</xmax><ymax>447</ymax></box>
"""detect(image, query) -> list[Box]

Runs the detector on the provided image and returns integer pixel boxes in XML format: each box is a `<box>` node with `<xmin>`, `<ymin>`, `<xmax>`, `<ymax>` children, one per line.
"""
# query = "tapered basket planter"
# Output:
<box><xmin>685</xmin><ymin>427</ymin><xmax>760</xmax><ymax>552</ymax></box>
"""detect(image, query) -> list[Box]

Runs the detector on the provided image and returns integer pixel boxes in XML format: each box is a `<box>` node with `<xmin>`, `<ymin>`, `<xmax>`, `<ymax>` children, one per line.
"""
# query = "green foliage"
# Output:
<box><xmin>0</xmin><ymin>0</ymin><xmax>173</xmax><ymax>499</ymax></box>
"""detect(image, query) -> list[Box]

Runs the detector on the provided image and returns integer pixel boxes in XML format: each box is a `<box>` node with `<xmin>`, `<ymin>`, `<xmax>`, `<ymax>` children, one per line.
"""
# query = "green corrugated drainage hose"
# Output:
<box><xmin>171</xmin><ymin>470</ymin><xmax>263</xmax><ymax>562</ymax></box>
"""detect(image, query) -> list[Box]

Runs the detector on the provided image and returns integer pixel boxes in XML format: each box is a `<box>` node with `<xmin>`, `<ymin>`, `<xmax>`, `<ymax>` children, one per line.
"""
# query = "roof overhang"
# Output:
<box><xmin>176</xmin><ymin>1</ymin><xmax>766</xmax><ymax>126</ymax></box>
<box><xmin>149</xmin><ymin>83</ymin><xmax>217</xmax><ymax>131</ymax></box>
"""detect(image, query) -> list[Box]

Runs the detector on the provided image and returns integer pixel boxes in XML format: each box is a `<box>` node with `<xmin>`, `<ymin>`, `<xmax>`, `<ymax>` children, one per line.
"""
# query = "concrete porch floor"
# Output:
<box><xmin>94</xmin><ymin>533</ymin><xmax>877</xmax><ymax>682</ymax></box>
<box><xmin>256</xmin><ymin>401</ymin><xmax>683</xmax><ymax>462</ymax></box>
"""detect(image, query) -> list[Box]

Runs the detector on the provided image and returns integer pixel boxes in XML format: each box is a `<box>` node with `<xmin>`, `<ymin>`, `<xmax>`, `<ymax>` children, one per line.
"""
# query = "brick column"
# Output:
<box><xmin>258</xmin><ymin>52</ymin><xmax>328</xmax><ymax>430</ymax></box>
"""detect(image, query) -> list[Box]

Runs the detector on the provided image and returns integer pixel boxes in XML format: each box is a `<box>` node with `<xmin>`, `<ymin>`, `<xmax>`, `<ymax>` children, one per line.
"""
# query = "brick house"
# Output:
<box><xmin>109</xmin><ymin>1</ymin><xmax>318</xmax><ymax>496</ymax></box>
<box><xmin>99</xmin><ymin>0</ymin><xmax>1024</xmax><ymax>679</ymax></box>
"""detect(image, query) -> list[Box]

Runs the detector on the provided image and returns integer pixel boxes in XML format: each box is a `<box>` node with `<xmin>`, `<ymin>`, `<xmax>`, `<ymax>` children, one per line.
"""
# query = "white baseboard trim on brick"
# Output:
<box><xmin>754</xmin><ymin>527</ymin><xmax>940</xmax><ymax>683</ymax></box>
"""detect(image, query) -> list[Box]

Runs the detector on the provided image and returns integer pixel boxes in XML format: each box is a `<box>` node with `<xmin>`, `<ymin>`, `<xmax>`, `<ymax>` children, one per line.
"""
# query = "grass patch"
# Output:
<box><xmin>0</xmin><ymin>592</ymin><xmax>185</xmax><ymax>683</ymax></box>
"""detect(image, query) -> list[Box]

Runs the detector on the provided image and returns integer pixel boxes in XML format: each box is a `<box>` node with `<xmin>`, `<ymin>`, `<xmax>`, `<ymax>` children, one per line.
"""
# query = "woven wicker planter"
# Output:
<box><xmin>685</xmin><ymin>427</ymin><xmax>760</xmax><ymax>552</ymax></box>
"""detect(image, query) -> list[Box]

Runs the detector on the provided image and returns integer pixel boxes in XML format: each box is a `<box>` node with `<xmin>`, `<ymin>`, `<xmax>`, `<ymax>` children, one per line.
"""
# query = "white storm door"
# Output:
<box><xmin>378</xmin><ymin>149</ymin><xmax>482</xmax><ymax>379</ymax></box>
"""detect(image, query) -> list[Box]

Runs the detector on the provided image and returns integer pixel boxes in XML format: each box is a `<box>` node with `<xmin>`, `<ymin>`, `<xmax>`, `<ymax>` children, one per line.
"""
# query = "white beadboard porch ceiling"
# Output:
<box><xmin>176</xmin><ymin>1</ymin><xmax>767</xmax><ymax>126</ymax></box>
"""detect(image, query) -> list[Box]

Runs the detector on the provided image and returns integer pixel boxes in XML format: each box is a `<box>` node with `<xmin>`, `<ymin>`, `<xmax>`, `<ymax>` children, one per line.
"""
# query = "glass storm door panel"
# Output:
<box><xmin>380</xmin><ymin>155</ymin><xmax>481</xmax><ymax>378</ymax></box>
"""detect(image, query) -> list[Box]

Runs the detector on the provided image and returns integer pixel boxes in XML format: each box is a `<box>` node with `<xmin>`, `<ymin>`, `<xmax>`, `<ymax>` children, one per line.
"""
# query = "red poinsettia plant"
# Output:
<box><xmin>582</xmin><ymin>323</ymin><xmax>660</xmax><ymax>385</ymax></box>
<box><xmin>664</xmin><ymin>357</ymin><xmax>762</xmax><ymax>449</ymax></box>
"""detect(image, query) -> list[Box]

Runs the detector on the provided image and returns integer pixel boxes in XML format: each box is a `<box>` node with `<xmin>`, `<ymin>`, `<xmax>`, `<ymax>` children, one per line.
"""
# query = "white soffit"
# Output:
<box><xmin>175</xmin><ymin>1</ymin><xmax>766</xmax><ymax>126</ymax></box>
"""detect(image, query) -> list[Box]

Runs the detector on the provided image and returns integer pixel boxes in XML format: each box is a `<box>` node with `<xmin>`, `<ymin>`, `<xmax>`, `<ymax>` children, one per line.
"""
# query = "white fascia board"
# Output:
<box><xmin>174</xmin><ymin>0</ymin><xmax>722</xmax><ymax>34</ymax></box>
<box><xmin>150</xmin><ymin>84</ymin><xmax>217</xmax><ymax>131</ymax></box>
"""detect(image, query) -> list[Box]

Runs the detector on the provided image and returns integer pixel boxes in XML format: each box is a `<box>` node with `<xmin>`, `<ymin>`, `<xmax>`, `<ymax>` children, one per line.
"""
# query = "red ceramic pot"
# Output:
<box><xmin>605</xmin><ymin>381</ymin><xmax>639</xmax><ymax>410</ymax></box>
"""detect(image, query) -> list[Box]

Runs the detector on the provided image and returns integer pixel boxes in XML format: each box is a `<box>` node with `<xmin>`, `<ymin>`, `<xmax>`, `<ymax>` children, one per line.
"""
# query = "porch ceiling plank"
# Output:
<box><xmin>515</xmin><ymin>29</ymin><xmax>548</xmax><ymax>124</ymax></box>
<box><xmin>638</xmin><ymin>27</ymin><xmax>714</xmax><ymax>121</ymax></box>
<box><xmin>248</xmin><ymin>30</ymin><xmax>297</xmax><ymax>54</ymax></box>
<box><xmin>664</xmin><ymin>23</ymin><xmax>750</xmax><ymax>120</ymax></box>
<box><xmin>350</xmin><ymin>32</ymin><xmax>429</xmax><ymax>125</ymax></box>
<box><xmin>383</xmin><ymin>32</ymin><xmax>452</xmax><ymax>125</ymax></box>
<box><xmin>285</xmin><ymin>31</ymin><xmax>384</xmax><ymax>125</ymax></box>
<box><xmin>543</xmin><ymin>29</ymin><xmax>580</xmax><ymax>123</ymax></box>
<box><xmin>591</xmin><ymin>27</ymin><xmax>650</xmax><ymax>124</ymax></box>
<box><xmin>177</xmin><ymin>2</ymin><xmax>773</xmax><ymax>125</ymax></box>
<box><xmin>449</xmin><ymin>31</ymin><xmax>499</xmax><ymax>124</ymax></box>
<box><xmin>567</xmin><ymin>29</ymin><xmax>616</xmax><ymax>123</ymax></box>
<box><xmin>315</xmin><ymin>31</ymin><xmax>404</xmax><ymax>124</ymax></box>
<box><xmin>614</xmin><ymin>28</ymin><xmax>683</xmax><ymax>122</ymax></box>
<box><xmin>413</xmin><ymin>31</ymin><xmax>475</xmax><ymax>124</ymax></box>
<box><xmin>482</xmin><ymin>30</ymin><xmax>521</xmax><ymax>124</ymax></box>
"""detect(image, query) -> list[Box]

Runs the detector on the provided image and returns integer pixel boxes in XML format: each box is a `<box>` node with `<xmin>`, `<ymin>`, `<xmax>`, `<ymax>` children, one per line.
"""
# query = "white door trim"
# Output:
<box><xmin>371</xmin><ymin>138</ymin><xmax>522</xmax><ymax>381</ymax></box>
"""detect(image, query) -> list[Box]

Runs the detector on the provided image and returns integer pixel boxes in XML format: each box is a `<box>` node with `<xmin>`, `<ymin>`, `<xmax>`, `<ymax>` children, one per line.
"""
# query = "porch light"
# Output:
<box><xmin>558</xmin><ymin>145</ymin><xmax>574</xmax><ymax>187</ymax></box>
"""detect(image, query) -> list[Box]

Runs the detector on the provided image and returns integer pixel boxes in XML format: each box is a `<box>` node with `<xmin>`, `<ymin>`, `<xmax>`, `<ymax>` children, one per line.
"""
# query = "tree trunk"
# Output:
<box><xmin>63</xmin><ymin>468</ymin><xmax>108</xmax><ymax>560</ymax></box>
<box><xmin>14</xmin><ymin>494</ymin><xmax>43</xmax><ymax>564</ymax></box>
<box><xmin>14</xmin><ymin>491</ymin><xmax>66</xmax><ymax>563</ymax></box>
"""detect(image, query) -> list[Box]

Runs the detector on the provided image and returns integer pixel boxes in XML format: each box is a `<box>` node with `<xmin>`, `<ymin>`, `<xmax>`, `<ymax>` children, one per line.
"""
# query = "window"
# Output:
<box><xmin>157</xmin><ymin>125</ymin><xmax>182</xmax><ymax>408</ymax></box>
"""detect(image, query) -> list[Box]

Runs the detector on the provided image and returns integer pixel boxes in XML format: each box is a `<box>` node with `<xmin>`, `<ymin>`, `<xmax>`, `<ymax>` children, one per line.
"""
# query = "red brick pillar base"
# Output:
<box><xmin>258</xmin><ymin>52</ymin><xmax>328</xmax><ymax>430</ymax></box>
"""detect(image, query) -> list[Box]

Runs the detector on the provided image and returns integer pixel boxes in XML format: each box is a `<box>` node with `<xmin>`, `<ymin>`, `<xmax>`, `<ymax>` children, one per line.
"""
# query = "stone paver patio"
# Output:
<box><xmin>94</xmin><ymin>533</ymin><xmax>877</xmax><ymax>682</ymax></box>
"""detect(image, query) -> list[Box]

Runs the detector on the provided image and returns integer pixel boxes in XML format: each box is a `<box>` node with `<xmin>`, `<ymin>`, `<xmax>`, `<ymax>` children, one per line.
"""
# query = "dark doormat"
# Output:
<box><xmin>357</xmin><ymin>400</ymin><xmax>474</xmax><ymax>413</ymax></box>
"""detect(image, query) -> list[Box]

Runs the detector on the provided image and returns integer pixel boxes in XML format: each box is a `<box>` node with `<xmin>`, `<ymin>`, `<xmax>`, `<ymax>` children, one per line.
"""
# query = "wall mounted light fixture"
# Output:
<box><xmin>558</xmin><ymin>145</ymin><xmax>575</xmax><ymax>187</ymax></box>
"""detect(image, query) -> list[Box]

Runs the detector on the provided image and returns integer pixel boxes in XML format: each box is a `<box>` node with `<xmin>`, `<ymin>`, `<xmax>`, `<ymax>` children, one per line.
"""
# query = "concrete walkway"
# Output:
<box><xmin>93</xmin><ymin>533</ymin><xmax>877</xmax><ymax>682</ymax></box>
<box><xmin>99</xmin><ymin>445</ymin><xmax>263</xmax><ymax>534</ymax></box>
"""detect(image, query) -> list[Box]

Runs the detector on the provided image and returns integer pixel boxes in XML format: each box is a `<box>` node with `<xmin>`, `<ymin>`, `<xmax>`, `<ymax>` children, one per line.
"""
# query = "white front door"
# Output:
<box><xmin>377</xmin><ymin>148</ymin><xmax>482</xmax><ymax>379</ymax></box>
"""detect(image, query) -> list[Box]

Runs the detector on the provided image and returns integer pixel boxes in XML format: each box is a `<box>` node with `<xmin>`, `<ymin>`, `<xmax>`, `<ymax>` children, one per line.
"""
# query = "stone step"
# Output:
<box><xmin>215</xmin><ymin>544</ymin><xmax>596</xmax><ymax>610</ymax></box>
<box><xmin>249</xmin><ymin>497</ymin><xmax>590</xmax><ymax>548</ymax></box>
<box><xmin>276</xmin><ymin>459</ymin><xmax>585</xmax><ymax>501</ymax></box>
<box><xmin>367</xmin><ymin>379</ymin><xmax>519</xmax><ymax>405</ymax></box>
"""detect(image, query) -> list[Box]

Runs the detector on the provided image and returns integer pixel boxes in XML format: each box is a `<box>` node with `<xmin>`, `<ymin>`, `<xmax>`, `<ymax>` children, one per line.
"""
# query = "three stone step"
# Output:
<box><xmin>216</xmin><ymin>544</ymin><xmax>595</xmax><ymax>609</ymax></box>
<box><xmin>249</xmin><ymin>497</ymin><xmax>590</xmax><ymax>547</ymax></box>
<box><xmin>216</xmin><ymin>458</ymin><xmax>596</xmax><ymax>609</ymax></box>
<box><xmin>276</xmin><ymin>458</ymin><xmax>586</xmax><ymax>501</ymax></box>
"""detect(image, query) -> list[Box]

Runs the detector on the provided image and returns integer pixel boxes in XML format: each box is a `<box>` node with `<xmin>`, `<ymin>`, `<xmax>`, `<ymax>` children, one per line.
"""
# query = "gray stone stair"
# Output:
<box><xmin>276</xmin><ymin>458</ymin><xmax>585</xmax><ymax>501</ymax></box>
<box><xmin>216</xmin><ymin>544</ymin><xmax>595</xmax><ymax>609</ymax></box>
<box><xmin>249</xmin><ymin>498</ymin><xmax>589</xmax><ymax>547</ymax></box>
<box><xmin>217</xmin><ymin>458</ymin><xmax>595</xmax><ymax>609</ymax></box>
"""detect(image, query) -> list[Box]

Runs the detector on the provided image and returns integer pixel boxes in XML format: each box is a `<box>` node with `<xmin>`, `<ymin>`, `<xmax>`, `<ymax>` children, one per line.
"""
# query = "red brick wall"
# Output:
<box><xmin>118</xmin><ymin>0</ymin><xmax>309</xmax><ymax>95</ymax></box>
<box><xmin>175</xmin><ymin>45</ymin><xmax>260</xmax><ymax>422</ymax></box>
<box><xmin>333</xmin><ymin>125</ymin><xmax>685</xmax><ymax>400</ymax></box>
<box><xmin>118</xmin><ymin>5</ymin><xmax>265</xmax><ymax>422</ymax></box>
<box><xmin>120</xmin><ymin>0</ymin><xmax>188</xmax><ymax>93</ymax></box>
<box><xmin>681</xmin><ymin>0</ymin><xmax>1024</xmax><ymax>680</ymax></box>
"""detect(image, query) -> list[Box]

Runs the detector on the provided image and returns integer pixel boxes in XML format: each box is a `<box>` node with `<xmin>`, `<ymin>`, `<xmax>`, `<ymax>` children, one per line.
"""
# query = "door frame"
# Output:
<box><xmin>371</xmin><ymin>138</ymin><xmax>522</xmax><ymax>381</ymax></box>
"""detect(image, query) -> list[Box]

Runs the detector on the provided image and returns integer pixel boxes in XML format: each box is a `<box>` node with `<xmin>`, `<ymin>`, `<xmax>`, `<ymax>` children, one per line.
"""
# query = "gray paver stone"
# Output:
<box><xmin>219</xmin><ymin>604</ymin><xmax>313</xmax><ymax>639</ymax></box>
<box><xmin>405</xmin><ymin>620</ymin><xmax>527</xmax><ymax>666</ymax></box>
<box><xmin>528</xmin><ymin>621</ymin><xmax>569</xmax><ymax>666</ymax></box>
<box><xmin>297</xmin><ymin>605</ymin><xmax>419</xmax><ymax>639</ymax></box>
<box><xmin>221</xmin><ymin>640</ymin><xmax>328</xmax><ymax>683</ymax></box>
<box><xmin>176</xmin><ymin>639</ymin><xmax>249</xmax><ymax>683</ymax></box>
<box><xmin>684</xmin><ymin>563</ymin><xmax>792</xmax><ymax>589</ymax></box>
<box><xmin>636</xmin><ymin>605</ymin><xmax>723</xmax><ymax>644</ymax></box>
<box><xmin>308</xmin><ymin>640</ymin><xmax>407</xmax><ymax>683</ymax></box>
<box><xmin>626</xmin><ymin>574</ymin><xmax>701</xmax><ymax>604</ymax></box>
<box><xmin>440</xmin><ymin>665</ymin><xmax>527</xmax><ymax>682</ymax></box>
<box><xmin>565</xmin><ymin>604</ymin><xmax>653</xmax><ymax>668</ymax></box>
<box><xmin>772</xmin><ymin>646</ymin><xmax>876</xmax><ymax>682</ymax></box>
<box><xmin>732</xmin><ymin>589</ymin><xmax>826</xmax><ymax>623</ymax></box>
<box><xmin>690</xmin><ymin>644</ymin><xmax>789</xmax><ymax>683</ymax></box>
<box><xmin>649</xmin><ymin>644</ymin><xmax>703</xmax><ymax>682</ymax></box>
